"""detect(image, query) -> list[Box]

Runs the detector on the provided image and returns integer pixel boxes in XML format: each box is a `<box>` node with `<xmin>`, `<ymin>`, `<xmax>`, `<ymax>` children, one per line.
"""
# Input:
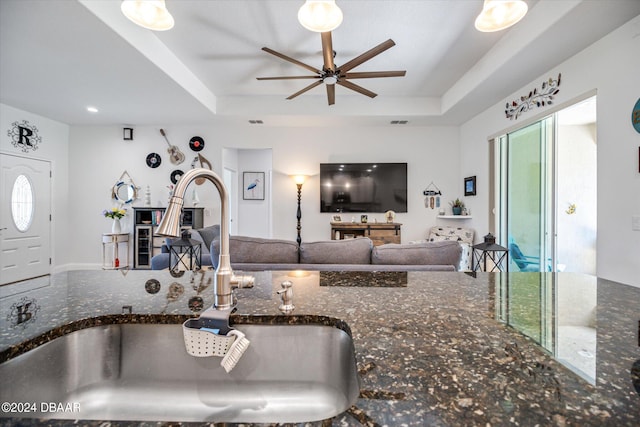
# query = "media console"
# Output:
<box><xmin>330</xmin><ymin>222</ymin><xmax>402</xmax><ymax>246</ymax></box>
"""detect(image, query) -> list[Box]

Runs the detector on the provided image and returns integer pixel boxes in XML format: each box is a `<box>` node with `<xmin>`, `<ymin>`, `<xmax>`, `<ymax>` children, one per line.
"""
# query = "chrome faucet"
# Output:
<box><xmin>156</xmin><ymin>168</ymin><xmax>234</xmax><ymax>311</ymax></box>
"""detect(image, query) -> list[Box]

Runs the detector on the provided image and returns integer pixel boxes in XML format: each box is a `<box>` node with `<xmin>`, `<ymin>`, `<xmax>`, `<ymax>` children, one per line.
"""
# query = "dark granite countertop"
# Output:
<box><xmin>0</xmin><ymin>270</ymin><xmax>638</xmax><ymax>426</ymax></box>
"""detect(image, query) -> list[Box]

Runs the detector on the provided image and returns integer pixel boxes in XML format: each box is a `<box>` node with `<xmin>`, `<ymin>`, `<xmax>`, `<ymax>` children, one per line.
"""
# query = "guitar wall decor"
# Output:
<box><xmin>159</xmin><ymin>128</ymin><xmax>185</xmax><ymax>165</ymax></box>
<box><xmin>191</xmin><ymin>153</ymin><xmax>213</xmax><ymax>185</ymax></box>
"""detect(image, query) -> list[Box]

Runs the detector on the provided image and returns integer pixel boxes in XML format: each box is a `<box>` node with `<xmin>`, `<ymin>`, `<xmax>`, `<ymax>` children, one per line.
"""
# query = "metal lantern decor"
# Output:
<box><xmin>169</xmin><ymin>230</ymin><xmax>202</xmax><ymax>273</ymax></box>
<box><xmin>472</xmin><ymin>233</ymin><xmax>509</xmax><ymax>272</ymax></box>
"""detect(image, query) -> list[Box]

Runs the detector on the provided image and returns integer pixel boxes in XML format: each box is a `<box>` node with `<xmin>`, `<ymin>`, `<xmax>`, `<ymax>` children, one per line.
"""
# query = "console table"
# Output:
<box><xmin>101</xmin><ymin>233</ymin><xmax>129</xmax><ymax>270</ymax></box>
<box><xmin>330</xmin><ymin>222</ymin><xmax>402</xmax><ymax>246</ymax></box>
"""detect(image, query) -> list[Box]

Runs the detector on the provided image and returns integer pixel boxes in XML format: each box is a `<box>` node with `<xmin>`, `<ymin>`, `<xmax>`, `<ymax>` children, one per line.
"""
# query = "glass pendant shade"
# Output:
<box><xmin>298</xmin><ymin>0</ymin><xmax>343</xmax><ymax>32</ymax></box>
<box><xmin>475</xmin><ymin>0</ymin><xmax>528</xmax><ymax>32</ymax></box>
<box><xmin>121</xmin><ymin>0</ymin><xmax>175</xmax><ymax>31</ymax></box>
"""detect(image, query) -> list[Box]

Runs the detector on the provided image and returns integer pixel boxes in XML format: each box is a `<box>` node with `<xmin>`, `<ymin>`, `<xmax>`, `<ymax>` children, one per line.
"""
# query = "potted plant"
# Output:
<box><xmin>450</xmin><ymin>198</ymin><xmax>464</xmax><ymax>215</ymax></box>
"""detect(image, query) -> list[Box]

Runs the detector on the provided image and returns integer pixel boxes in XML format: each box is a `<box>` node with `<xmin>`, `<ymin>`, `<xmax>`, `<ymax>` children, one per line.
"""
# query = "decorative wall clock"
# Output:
<box><xmin>632</xmin><ymin>98</ymin><xmax>640</xmax><ymax>134</ymax></box>
<box><xmin>146</xmin><ymin>152</ymin><xmax>162</xmax><ymax>168</ymax></box>
<box><xmin>189</xmin><ymin>136</ymin><xmax>205</xmax><ymax>151</ymax></box>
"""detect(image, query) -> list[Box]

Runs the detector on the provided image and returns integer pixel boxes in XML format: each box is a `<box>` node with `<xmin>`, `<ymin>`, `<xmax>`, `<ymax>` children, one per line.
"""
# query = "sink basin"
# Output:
<box><xmin>0</xmin><ymin>323</ymin><xmax>360</xmax><ymax>423</ymax></box>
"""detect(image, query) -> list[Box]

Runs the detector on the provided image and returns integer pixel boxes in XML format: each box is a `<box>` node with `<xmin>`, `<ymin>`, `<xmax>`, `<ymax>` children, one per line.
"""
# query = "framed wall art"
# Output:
<box><xmin>464</xmin><ymin>176</ymin><xmax>476</xmax><ymax>196</ymax></box>
<box><xmin>243</xmin><ymin>172</ymin><xmax>265</xmax><ymax>200</ymax></box>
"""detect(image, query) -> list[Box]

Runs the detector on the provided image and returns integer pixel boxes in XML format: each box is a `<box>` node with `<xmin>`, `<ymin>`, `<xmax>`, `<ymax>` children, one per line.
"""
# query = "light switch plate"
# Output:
<box><xmin>633</xmin><ymin>215</ymin><xmax>640</xmax><ymax>231</ymax></box>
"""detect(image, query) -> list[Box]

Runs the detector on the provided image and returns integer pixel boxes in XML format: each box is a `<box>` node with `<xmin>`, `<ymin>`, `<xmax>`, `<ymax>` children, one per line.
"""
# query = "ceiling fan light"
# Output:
<box><xmin>475</xmin><ymin>0</ymin><xmax>528</xmax><ymax>32</ymax></box>
<box><xmin>298</xmin><ymin>0</ymin><xmax>343</xmax><ymax>33</ymax></box>
<box><xmin>121</xmin><ymin>0</ymin><xmax>175</xmax><ymax>31</ymax></box>
<box><xmin>323</xmin><ymin>75</ymin><xmax>338</xmax><ymax>85</ymax></box>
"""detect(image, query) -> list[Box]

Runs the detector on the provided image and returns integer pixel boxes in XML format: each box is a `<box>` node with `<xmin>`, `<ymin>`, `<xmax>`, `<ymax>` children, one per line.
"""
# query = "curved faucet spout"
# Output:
<box><xmin>157</xmin><ymin>168</ymin><xmax>233</xmax><ymax>310</ymax></box>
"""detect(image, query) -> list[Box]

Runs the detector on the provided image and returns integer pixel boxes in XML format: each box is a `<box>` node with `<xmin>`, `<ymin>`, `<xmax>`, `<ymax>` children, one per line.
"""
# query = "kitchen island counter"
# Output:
<box><xmin>1</xmin><ymin>270</ymin><xmax>638</xmax><ymax>426</ymax></box>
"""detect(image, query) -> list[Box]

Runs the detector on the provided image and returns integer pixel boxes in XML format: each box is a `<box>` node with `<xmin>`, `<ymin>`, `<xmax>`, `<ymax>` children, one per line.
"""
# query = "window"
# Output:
<box><xmin>11</xmin><ymin>174</ymin><xmax>34</xmax><ymax>232</ymax></box>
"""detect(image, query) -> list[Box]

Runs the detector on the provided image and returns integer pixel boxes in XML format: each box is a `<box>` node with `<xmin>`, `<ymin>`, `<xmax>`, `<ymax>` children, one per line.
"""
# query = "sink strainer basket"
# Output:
<box><xmin>182</xmin><ymin>318</ymin><xmax>236</xmax><ymax>357</ymax></box>
<box><xmin>182</xmin><ymin>313</ymin><xmax>251</xmax><ymax>373</ymax></box>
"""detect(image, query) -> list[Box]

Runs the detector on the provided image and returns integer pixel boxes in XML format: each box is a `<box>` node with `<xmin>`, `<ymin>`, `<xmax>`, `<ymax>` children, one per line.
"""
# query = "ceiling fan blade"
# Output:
<box><xmin>261</xmin><ymin>47</ymin><xmax>321</xmax><ymax>74</ymax></box>
<box><xmin>343</xmin><ymin>71</ymin><xmax>406</xmax><ymax>79</ymax></box>
<box><xmin>257</xmin><ymin>76</ymin><xmax>320</xmax><ymax>80</ymax></box>
<box><xmin>339</xmin><ymin>39</ymin><xmax>396</xmax><ymax>73</ymax></box>
<box><xmin>286</xmin><ymin>80</ymin><xmax>323</xmax><ymax>100</ymax></box>
<box><xmin>326</xmin><ymin>84</ymin><xmax>335</xmax><ymax>105</ymax></box>
<box><xmin>337</xmin><ymin>80</ymin><xmax>377</xmax><ymax>98</ymax></box>
<box><xmin>321</xmin><ymin>32</ymin><xmax>335</xmax><ymax>71</ymax></box>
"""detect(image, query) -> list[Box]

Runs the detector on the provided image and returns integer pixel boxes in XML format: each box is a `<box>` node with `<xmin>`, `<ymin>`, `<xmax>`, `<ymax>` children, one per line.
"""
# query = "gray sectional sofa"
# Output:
<box><xmin>151</xmin><ymin>225</ymin><xmax>462</xmax><ymax>272</ymax></box>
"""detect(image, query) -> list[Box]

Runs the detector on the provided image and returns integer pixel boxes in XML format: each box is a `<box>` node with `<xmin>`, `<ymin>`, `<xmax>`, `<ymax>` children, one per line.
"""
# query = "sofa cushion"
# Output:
<box><xmin>212</xmin><ymin>235</ymin><xmax>299</xmax><ymax>266</ymax></box>
<box><xmin>372</xmin><ymin>241</ymin><xmax>461</xmax><ymax>266</ymax></box>
<box><xmin>185</xmin><ymin>229</ymin><xmax>209</xmax><ymax>255</ymax></box>
<box><xmin>197</xmin><ymin>225</ymin><xmax>220</xmax><ymax>251</ymax></box>
<box><xmin>300</xmin><ymin>238</ymin><xmax>372</xmax><ymax>264</ymax></box>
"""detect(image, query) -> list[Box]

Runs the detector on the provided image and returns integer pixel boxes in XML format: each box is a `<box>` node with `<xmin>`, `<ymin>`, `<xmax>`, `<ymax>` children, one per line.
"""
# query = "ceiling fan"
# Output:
<box><xmin>257</xmin><ymin>32</ymin><xmax>406</xmax><ymax>105</ymax></box>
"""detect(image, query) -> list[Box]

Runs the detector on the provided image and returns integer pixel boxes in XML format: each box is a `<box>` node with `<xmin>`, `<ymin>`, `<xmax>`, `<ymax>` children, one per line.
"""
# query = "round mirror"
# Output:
<box><xmin>111</xmin><ymin>171</ymin><xmax>138</xmax><ymax>204</ymax></box>
<box><xmin>113</xmin><ymin>181</ymin><xmax>137</xmax><ymax>204</ymax></box>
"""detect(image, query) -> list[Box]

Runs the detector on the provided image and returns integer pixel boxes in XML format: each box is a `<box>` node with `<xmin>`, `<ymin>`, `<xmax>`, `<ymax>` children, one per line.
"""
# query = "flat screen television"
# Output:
<box><xmin>320</xmin><ymin>163</ymin><xmax>407</xmax><ymax>213</ymax></box>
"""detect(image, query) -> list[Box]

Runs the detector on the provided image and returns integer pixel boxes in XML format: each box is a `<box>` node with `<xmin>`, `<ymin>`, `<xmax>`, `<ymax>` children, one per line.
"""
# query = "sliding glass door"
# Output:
<box><xmin>499</xmin><ymin>117</ymin><xmax>554</xmax><ymax>272</ymax></box>
<box><xmin>496</xmin><ymin>96</ymin><xmax>597</xmax><ymax>274</ymax></box>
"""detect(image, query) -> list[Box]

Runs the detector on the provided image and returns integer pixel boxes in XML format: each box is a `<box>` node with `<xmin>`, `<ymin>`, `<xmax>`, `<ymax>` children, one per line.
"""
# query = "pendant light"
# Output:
<box><xmin>298</xmin><ymin>0</ymin><xmax>343</xmax><ymax>32</ymax></box>
<box><xmin>121</xmin><ymin>0</ymin><xmax>175</xmax><ymax>31</ymax></box>
<box><xmin>475</xmin><ymin>0</ymin><xmax>528</xmax><ymax>32</ymax></box>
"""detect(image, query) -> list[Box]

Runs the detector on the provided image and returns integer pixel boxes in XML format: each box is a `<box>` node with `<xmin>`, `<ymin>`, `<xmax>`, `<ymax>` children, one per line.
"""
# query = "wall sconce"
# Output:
<box><xmin>475</xmin><ymin>0</ymin><xmax>528</xmax><ymax>32</ymax></box>
<box><xmin>292</xmin><ymin>175</ymin><xmax>307</xmax><ymax>246</ymax></box>
<box><xmin>169</xmin><ymin>230</ymin><xmax>202</xmax><ymax>273</ymax></box>
<box><xmin>121</xmin><ymin>0</ymin><xmax>175</xmax><ymax>31</ymax></box>
<box><xmin>123</xmin><ymin>128</ymin><xmax>133</xmax><ymax>140</ymax></box>
<box><xmin>298</xmin><ymin>0</ymin><xmax>343</xmax><ymax>32</ymax></box>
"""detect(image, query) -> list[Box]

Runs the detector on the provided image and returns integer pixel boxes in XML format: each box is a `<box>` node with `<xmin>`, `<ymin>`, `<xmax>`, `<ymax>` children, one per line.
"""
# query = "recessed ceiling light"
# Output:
<box><xmin>87</xmin><ymin>106</ymin><xmax>99</xmax><ymax>113</ymax></box>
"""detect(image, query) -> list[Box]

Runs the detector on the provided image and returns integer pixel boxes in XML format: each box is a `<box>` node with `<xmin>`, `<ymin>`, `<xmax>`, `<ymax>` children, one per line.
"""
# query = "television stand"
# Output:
<box><xmin>330</xmin><ymin>222</ymin><xmax>402</xmax><ymax>246</ymax></box>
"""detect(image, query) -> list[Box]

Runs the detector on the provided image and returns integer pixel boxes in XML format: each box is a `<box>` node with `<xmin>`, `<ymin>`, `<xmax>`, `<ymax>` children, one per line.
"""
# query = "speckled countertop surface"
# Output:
<box><xmin>0</xmin><ymin>270</ymin><xmax>638</xmax><ymax>426</ymax></box>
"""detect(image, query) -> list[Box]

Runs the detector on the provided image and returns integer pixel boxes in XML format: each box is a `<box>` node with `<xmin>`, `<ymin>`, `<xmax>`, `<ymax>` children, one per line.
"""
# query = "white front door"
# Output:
<box><xmin>0</xmin><ymin>153</ymin><xmax>51</xmax><ymax>285</ymax></box>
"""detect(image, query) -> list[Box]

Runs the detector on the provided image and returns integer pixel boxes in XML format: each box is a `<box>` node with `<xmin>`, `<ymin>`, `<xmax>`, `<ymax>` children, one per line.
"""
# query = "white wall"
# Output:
<box><xmin>557</xmin><ymin>124</ymin><xmax>597</xmax><ymax>274</ymax></box>
<box><xmin>0</xmin><ymin>104</ymin><xmax>70</xmax><ymax>270</ymax></box>
<box><xmin>237</xmin><ymin>148</ymin><xmax>272</xmax><ymax>238</ymax></box>
<box><xmin>66</xmin><ymin>124</ymin><xmax>459</xmax><ymax>267</ymax></box>
<box><xmin>460</xmin><ymin>15</ymin><xmax>640</xmax><ymax>287</ymax></box>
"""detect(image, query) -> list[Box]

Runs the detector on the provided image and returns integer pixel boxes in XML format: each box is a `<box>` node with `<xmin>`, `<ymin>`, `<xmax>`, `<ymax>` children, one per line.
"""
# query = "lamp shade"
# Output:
<box><xmin>292</xmin><ymin>175</ymin><xmax>307</xmax><ymax>186</ymax></box>
<box><xmin>298</xmin><ymin>0</ymin><xmax>343</xmax><ymax>32</ymax></box>
<box><xmin>121</xmin><ymin>0</ymin><xmax>175</xmax><ymax>31</ymax></box>
<box><xmin>475</xmin><ymin>0</ymin><xmax>528</xmax><ymax>32</ymax></box>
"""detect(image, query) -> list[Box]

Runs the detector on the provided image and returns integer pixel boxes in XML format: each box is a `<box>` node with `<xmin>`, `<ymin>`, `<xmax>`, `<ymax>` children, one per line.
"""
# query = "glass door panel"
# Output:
<box><xmin>505</xmin><ymin>118</ymin><xmax>553</xmax><ymax>272</ymax></box>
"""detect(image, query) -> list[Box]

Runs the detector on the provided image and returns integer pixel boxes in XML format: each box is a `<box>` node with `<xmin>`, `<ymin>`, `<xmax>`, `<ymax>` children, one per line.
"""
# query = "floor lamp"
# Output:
<box><xmin>292</xmin><ymin>175</ymin><xmax>306</xmax><ymax>246</ymax></box>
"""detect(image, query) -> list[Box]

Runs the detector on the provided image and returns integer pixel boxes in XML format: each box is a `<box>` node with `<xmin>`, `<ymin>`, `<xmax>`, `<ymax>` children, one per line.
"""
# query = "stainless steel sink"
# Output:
<box><xmin>0</xmin><ymin>323</ymin><xmax>360</xmax><ymax>423</ymax></box>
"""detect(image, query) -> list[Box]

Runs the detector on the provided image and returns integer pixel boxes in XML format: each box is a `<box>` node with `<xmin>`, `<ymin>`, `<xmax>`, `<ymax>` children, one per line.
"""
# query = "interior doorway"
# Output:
<box><xmin>222</xmin><ymin>148</ymin><xmax>273</xmax><ymax>238</ymax></box>
<box><xmin>495</xmin><ymin>96</ymin><xmax>597</xmax><ymax>274</ymax></box>
<box><xmin>1</xmin><ymin>153</ymin><xmax>51</xmax><ymax>285</ymax></box>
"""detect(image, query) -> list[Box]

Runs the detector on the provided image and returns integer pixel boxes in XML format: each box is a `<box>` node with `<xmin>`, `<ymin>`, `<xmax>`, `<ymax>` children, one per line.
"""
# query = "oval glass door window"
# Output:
<box><xmin>11</xmin><ymin>174</ymin><xmax>34</xmax><ymax>232</ymax></box>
